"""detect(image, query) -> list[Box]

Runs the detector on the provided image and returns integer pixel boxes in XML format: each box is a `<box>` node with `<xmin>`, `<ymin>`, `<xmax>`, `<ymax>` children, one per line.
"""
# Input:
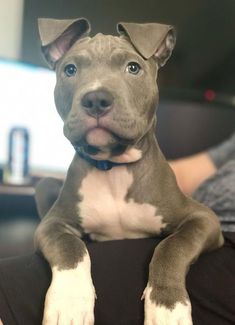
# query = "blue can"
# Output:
<box><xmin>7</xmin><ymin>127</ymin><xmax>30</xmax><ymax>184</ymax></box>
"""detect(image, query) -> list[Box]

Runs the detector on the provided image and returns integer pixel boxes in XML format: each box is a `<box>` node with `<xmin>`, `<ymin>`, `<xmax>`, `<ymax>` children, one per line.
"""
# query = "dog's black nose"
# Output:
<box><xmin>81</xmin><ymin>90</ymin><xmax>114</xmax><ymax>117</ymax></box>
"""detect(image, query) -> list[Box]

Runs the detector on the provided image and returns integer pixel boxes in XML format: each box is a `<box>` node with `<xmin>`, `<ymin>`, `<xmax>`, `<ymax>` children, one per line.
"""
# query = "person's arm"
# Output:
<box><xmin>169</xmin><ymin>152</ymin><xmax>217</xmax><ymax>196</ymax></box>
<box><xmin>169</xmin><ymin>132</ymin><xmax>235</xmax><ymax>196</ymax></box>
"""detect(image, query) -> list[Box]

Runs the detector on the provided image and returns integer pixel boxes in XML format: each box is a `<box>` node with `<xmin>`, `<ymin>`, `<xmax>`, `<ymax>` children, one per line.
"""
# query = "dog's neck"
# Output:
<box><xmin>74</xmin><ymin>145</ymin><xmax>143</xmax><ymax>170</ymax></box>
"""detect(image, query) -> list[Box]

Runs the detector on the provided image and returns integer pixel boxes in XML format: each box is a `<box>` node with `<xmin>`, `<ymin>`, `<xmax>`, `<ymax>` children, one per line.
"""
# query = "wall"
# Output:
<box><xmin>0</xmin><ymin>0</ymin><xmax>24</xmax><ymax>60</ymax></box>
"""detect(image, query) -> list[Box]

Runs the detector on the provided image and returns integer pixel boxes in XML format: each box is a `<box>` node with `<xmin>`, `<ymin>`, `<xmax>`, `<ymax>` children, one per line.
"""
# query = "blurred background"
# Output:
<box><xmin>0</xmin><ymin>0</ymin><xmax>235</xmax><ymax>257</ymax></box>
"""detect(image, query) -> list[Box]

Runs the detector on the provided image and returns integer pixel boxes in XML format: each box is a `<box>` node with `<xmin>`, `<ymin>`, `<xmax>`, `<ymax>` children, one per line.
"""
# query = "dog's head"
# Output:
<box><xmin>38</xmin><ymin>18</ymin><xmax>176</xmax><ymax>158</ymax></box>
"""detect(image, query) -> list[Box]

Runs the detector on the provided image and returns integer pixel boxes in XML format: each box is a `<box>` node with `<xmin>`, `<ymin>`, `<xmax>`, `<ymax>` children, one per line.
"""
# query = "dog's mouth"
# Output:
<box><xmin>82</xmin><ymin>115</ymin><xmax>137</xmax><ymax>146</ymax></box>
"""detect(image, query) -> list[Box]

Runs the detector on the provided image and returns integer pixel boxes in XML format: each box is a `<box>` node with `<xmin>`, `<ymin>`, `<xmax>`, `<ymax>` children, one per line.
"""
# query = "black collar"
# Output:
<box><xmin>74</xmin><ymin>146</ymin><xmax>127</xmax><ymax>171</ymax></box>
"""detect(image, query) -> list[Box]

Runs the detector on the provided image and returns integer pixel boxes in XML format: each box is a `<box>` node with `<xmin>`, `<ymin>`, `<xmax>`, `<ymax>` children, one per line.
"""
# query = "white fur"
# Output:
<box><xmin>143</xmin><ymin>285</ymin><xmax>193</xmax><ymax>325</ymax></box>
<box><xmin>109</xmin><ymin>148</ymin><xmax>142</xmax><ymax>163</ymax></box>
<box><xmin>42</xmin><ymin>253</ymin><xmax>95</xmax><ymax>325</ymax></box>
<box><xmin>79</xmin><ymin>166</ymin><xmax>167</xmax><ymax>241</ymax></box>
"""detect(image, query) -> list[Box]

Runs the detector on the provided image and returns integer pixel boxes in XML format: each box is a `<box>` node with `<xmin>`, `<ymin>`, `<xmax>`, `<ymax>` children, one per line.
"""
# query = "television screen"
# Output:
<box><xmin>0</xmin><ymin>59</ymin><xmax>74</xmax><ymax>176</ymax></box>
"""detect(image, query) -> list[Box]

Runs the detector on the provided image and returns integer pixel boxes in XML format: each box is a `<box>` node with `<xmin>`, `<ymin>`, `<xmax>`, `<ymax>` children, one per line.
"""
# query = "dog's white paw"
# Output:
<box><xmin>143</xmin><ymin>285</ymin><xmax>193</xmax><ymax>325</ymax></box>
<box><xmin>43</xmin><ymin>256</ymin><xmax>96</xmax><ymax>325</ymax></box>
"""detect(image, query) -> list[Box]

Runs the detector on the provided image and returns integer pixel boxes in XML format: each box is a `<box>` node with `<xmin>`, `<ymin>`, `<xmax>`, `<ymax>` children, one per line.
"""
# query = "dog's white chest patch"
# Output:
<box><xmin>78</xmin><ymin>166</ymin><xmax>166</xmax><ymax>241</ymax></box>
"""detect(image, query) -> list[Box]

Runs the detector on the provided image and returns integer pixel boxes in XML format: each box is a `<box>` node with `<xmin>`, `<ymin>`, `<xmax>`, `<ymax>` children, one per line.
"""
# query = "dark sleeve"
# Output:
<box><xmin>1</xmin><ymin>237</ymin><xmax>235</xmax><ymax>325</ymax></box>
<box><xmin>208</xmin><ymin>132</ymin><xmax>235</xmax><ymax>168</ymax></box>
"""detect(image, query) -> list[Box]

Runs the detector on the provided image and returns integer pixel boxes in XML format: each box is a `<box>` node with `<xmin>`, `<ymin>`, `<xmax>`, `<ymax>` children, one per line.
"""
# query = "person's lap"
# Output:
<box><xmin>0</xmin><ymin>234</ymin><xmax>235</xmax><ymax>325</ymax></box>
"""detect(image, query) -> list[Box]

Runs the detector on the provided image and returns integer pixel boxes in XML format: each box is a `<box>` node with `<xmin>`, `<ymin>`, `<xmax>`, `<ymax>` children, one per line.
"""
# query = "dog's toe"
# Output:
<box><xmin>42</xmin><ymin>268</ymin><xmax>96</xmax><ymax>325</ymax></box>
<box><xmin>43</xmin><ymin>299</ymin><xmax>95</xmax><ymax>325</ymax></box>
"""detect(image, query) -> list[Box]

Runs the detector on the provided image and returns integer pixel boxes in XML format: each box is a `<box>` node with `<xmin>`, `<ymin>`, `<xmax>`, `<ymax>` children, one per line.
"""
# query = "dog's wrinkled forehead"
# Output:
<box><xmin>69</xmin><ymin>33</ymin><xmax>137</xmax><ymax>58</ymax></box>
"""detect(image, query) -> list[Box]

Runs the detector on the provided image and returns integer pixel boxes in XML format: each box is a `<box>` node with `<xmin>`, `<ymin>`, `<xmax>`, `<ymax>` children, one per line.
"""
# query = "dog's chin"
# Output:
<box><xmin>83</xmin><ymin>128</ymin><xmax>128</xmax><ymax>158</ymax></box>
<box><xmin>85</xmin><ymin>127</ymin><xmax>115</xmax><ymax>148</ymax></box>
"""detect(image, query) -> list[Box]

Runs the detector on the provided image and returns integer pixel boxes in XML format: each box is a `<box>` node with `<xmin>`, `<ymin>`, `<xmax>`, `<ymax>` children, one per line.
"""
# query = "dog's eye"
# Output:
<box><xmin>126</xmin><ymin>62</ymin><xmax>141</xmax><ymax>75</ymax></box>
<box><xmin>64</xmin><ymin>64</ymin><xmax>77</xmax><ymax>77</ymax></box>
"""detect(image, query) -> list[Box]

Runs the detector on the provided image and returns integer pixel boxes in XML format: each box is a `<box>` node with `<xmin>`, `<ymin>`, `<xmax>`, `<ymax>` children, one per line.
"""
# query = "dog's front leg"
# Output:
<box><xmin>143</xmin><ymin>209</ymin><xmax>224</xmax><ymax>325</ymax></box>
<box><xmin>35</xmin><ymin>214</ymin><xmax>95</xmax><ymax>325</ymax></box>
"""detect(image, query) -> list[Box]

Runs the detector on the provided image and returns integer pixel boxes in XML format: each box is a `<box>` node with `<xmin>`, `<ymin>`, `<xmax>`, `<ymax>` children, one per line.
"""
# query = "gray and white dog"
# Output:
<box><xmin>35</xmin><ymin>18</ymin><xmax>224</xmax><ymax>325</ymax></box>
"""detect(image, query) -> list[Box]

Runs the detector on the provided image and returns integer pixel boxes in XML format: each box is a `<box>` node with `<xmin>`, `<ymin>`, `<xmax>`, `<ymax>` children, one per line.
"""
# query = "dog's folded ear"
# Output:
<box><xmin>38</xmin><ymin>18</ymin><xmax>91</xmax><ymax>69</ymax></box>
<box><xmin>117</xmin><ymin>22</ymin><xmax>176</xmax><ymax>67</ymax></box>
